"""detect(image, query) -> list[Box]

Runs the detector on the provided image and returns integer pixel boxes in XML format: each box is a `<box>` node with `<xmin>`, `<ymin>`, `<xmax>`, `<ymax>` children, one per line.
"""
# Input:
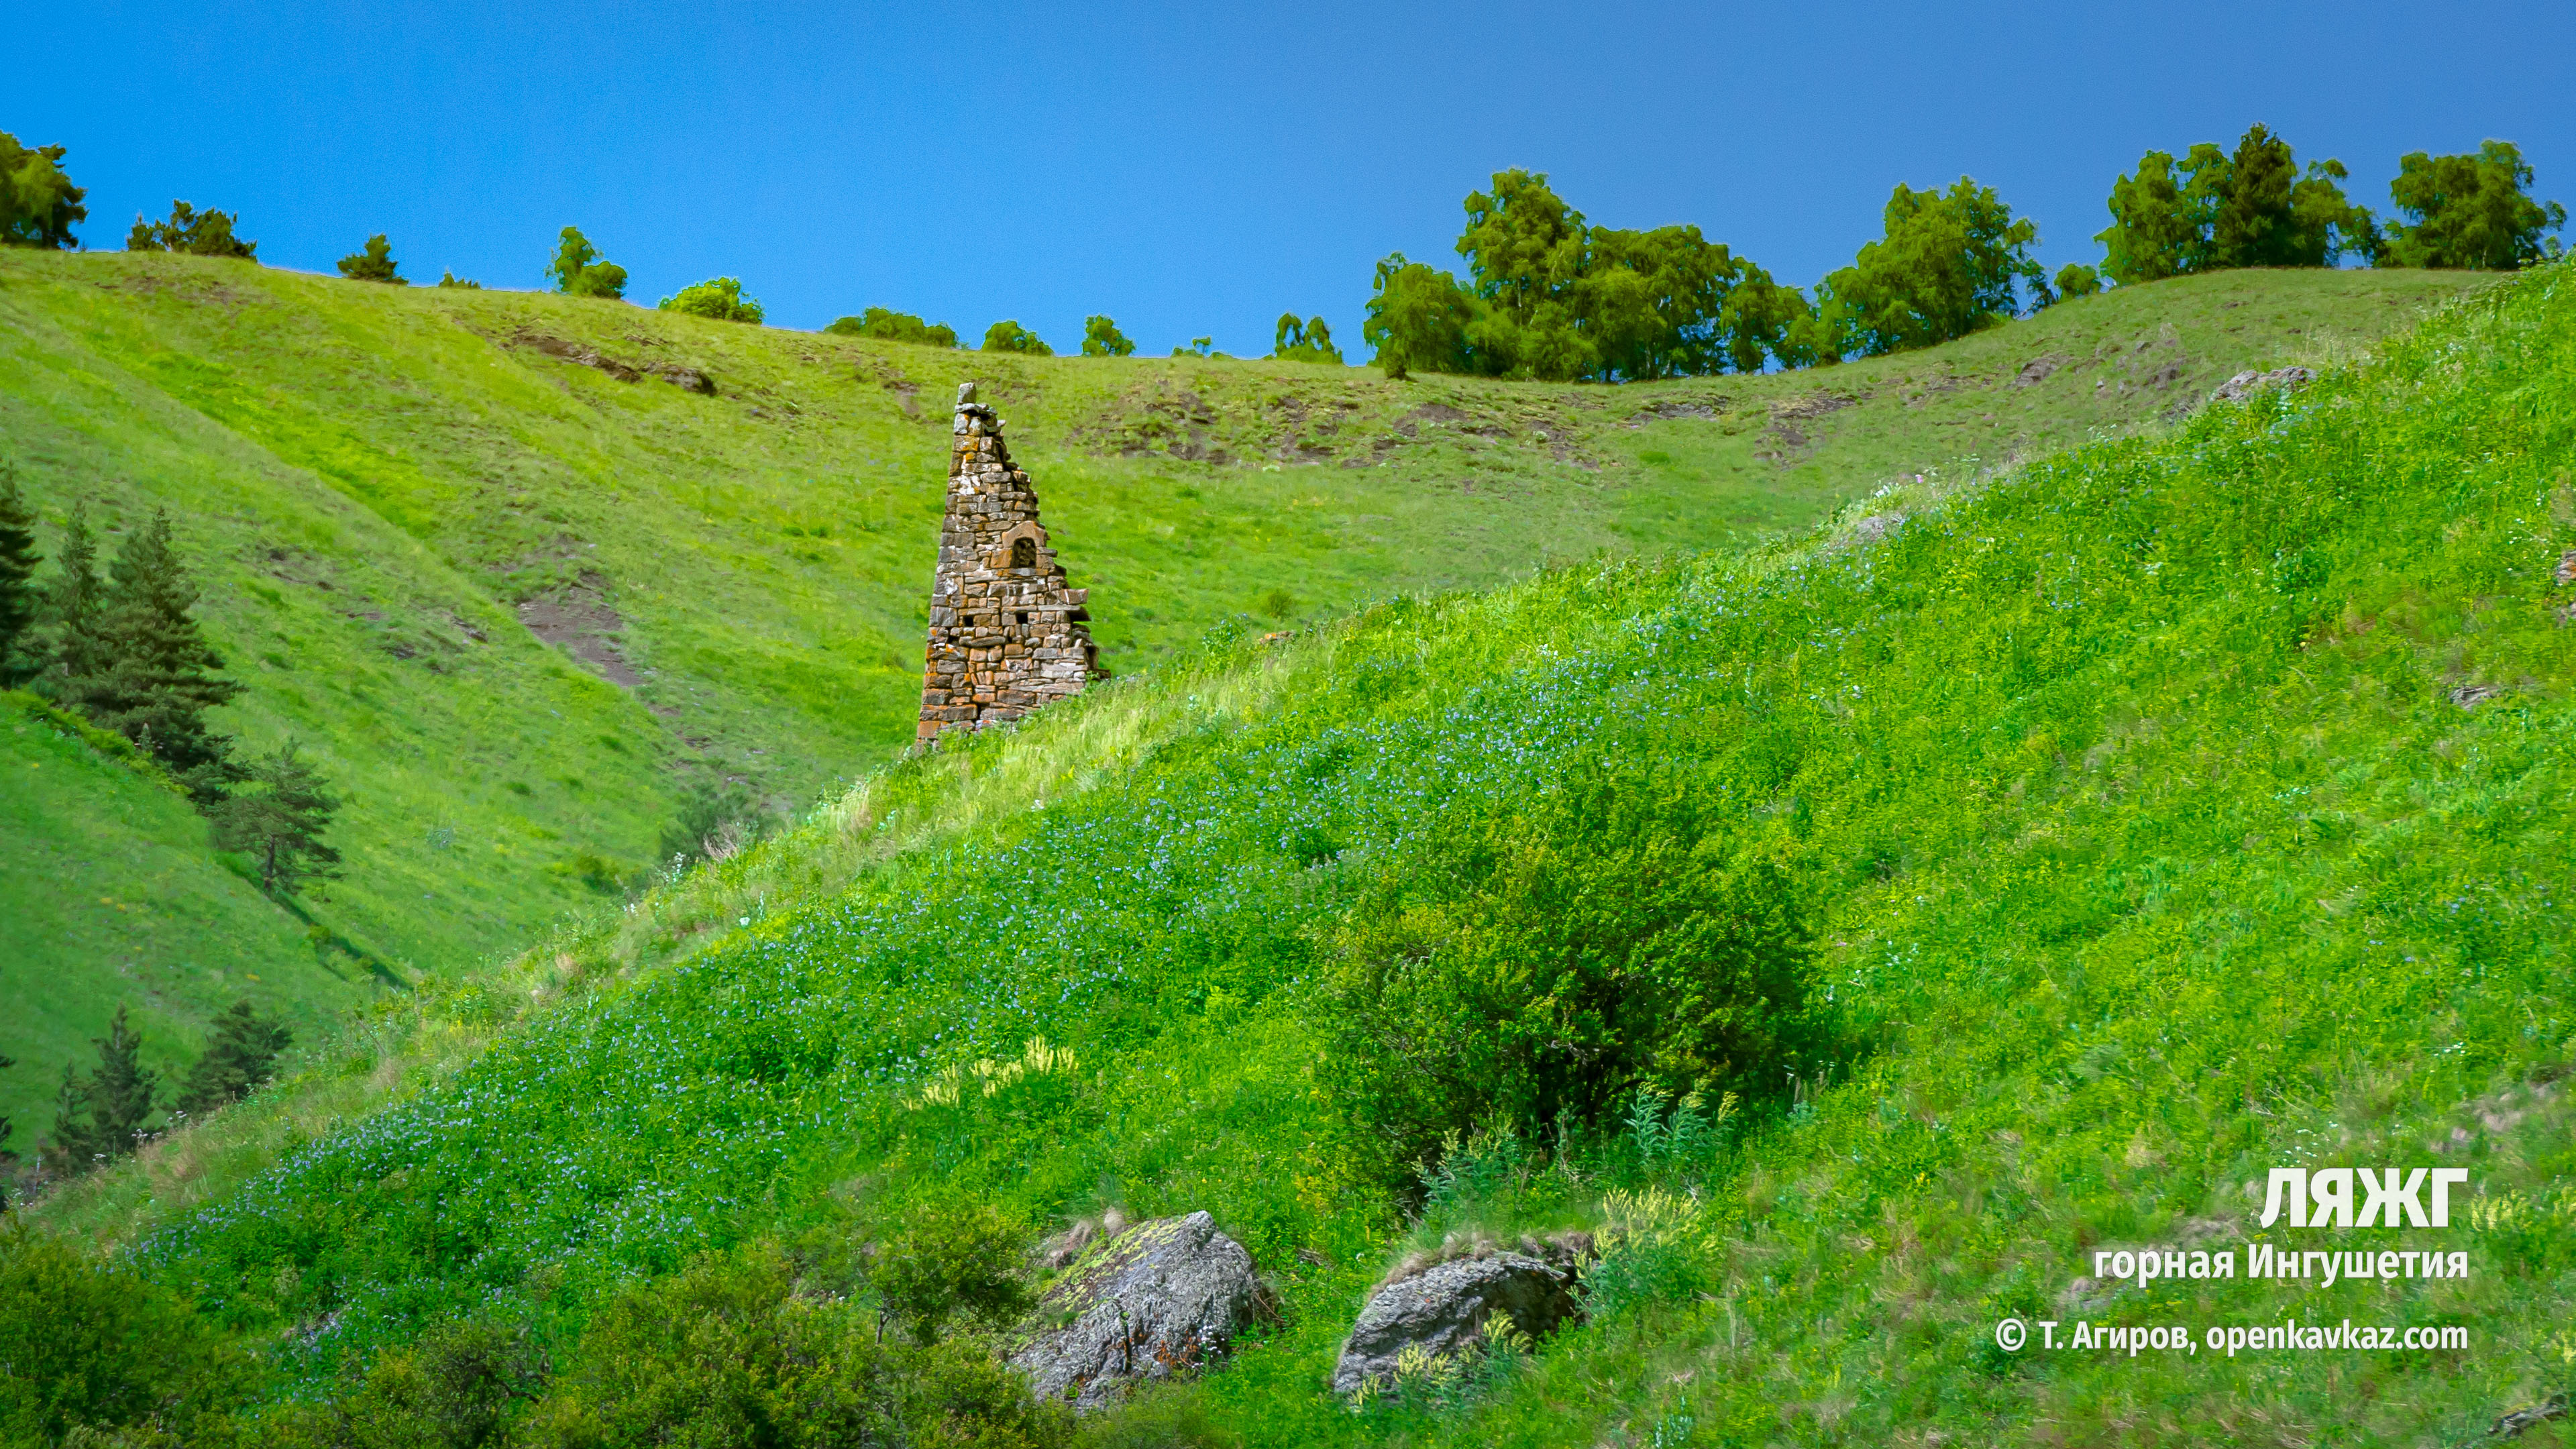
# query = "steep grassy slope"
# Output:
<box><xmin>26</xmin><ymin>262</ymin><xmax>2575</xmax><ymax>1444</ymax></box>
<box><xmin>0</xmin><ymin>253</ymin><xmax>2479</xmax><ymax>1155</ymax></box>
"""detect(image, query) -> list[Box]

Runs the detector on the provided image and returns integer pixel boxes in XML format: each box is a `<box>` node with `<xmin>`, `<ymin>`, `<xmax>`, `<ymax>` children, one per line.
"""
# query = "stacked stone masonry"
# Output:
<box><xmin>917</xmin><ymin>382</ymin><xmax>1099</xmax><ymax>744</ymax></box>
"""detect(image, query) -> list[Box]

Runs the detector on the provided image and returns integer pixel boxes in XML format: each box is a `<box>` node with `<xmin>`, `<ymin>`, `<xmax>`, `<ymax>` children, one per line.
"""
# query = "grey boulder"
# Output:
<box><xmin>1332</xmin><ymin>1251</ymin><xmax>1581</xmax><ymax>1395</ymax></box>
<box><xmin>2210</xmin><ymin>366</ymin><xmax>2314</xmax><ymax>405</ymax></box>
<box><xmin>1010</xmin><ymin>1210</ymin><xmax>1264</xmax><ymax>1411</ymax></box>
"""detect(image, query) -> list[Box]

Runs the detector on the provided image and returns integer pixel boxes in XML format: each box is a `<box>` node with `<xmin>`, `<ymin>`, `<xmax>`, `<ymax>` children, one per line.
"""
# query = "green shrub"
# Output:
<box><xmin>873</xmin><ymin>1194</ymin><xmax>1036</xmax><ymax>1345</ymax></box>
<box><xmin>1079</xmin><ymin>315</ymin><xmax>1135</xmax><ymax>358</ymax></box>
<box><xmin>337</xmin><ymin>235</ymin><xmax>405</xmax><ymax>284</ymax></box>
<box><xmin>255</xmin><ymin>1318</ymin><xmax>545</xmax><ymax>1449</ymax></box>
<box><xmin>127</xmin><ymin>201</ymin><xmax>255</xmax><ymax>260</ymax></box>
<box><xmin>0</xmin><ymin>1225</ymin><xmax>250</xmax><ymax>1444</ymax></box>
<box><xmin>981</xmin><ymin>321</ymin><xmax>1051</xmax><ymax>356</ymax></box>
<box><xmin>658</xmin><ymin>277</ymin><xmax>764</xmax><ymax>324</ymax></box>
<box><xmin>825</xmin><ymin>308</ymin><xmax>960</xmax><ymax>347</ymax></box>
<box><xmin>547</xmin><ymin>228</ymin><xmax>625</xmax><ymax>300</ymax></box>
<box><xmin>1322</xmin><ymin>754</ymin><xmax>1815</xmax><ymax>1161</ymax></box>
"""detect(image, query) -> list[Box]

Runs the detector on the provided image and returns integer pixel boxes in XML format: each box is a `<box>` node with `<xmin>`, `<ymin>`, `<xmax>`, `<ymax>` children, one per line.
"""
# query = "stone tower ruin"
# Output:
<box><xmin>915</xmin><ymin>382</ymin><xmax>1099</xmax><ymax>745</ymax></box>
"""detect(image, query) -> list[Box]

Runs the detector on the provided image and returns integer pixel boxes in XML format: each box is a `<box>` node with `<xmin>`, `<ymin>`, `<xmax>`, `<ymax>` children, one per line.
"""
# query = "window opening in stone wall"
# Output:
<box><xmin>1011</xmin><ymin>537</ymin><xmax>1036</xmax><ymax>570</ymax></box>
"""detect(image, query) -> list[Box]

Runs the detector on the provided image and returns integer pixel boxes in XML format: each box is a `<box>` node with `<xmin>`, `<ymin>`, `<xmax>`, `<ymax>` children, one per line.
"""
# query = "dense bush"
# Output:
<box><xmin>826</xmin><ymin>308</ymin><xmax>961</xmax><ymax>347</ymax></box>
<box><xmin>1322</xmin><ymin>756</ymin><xmax>1815</xmax><ymax>1161</ymax></box>
<box><xmin>0</xmin><ymin>1226</ymin><xmax>248</xmax><ymax>1444</ymax></box>
<box><xmin>981</xmin><ymin>321</ymin><xmax>1052</xmax><ymax>356</ymax></box>
<box><xmin>126</xmin><ymin>201</ymin><xmax>256</xmax><ymax>260</ymax></box>
<box><xmin>337</xmin><ymin>235</ymin><xmax>405</xmax><ymax>284</ymax></box>
<box><xmin>547</xmin><ymin>229</ymin><xmax>625</xmax><ymax>300</ymax></box>
<box><xmin>659</xmin><ymin>276</ymin><xmax>765</xmax><ymax>324</ymax></box>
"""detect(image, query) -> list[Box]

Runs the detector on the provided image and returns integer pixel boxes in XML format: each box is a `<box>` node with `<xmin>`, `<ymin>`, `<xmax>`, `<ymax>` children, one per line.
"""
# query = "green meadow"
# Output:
<box><xmin>10</xmin><ymin>257</ymin><xmax>2572</xmax><ymax>1445</ymax></box>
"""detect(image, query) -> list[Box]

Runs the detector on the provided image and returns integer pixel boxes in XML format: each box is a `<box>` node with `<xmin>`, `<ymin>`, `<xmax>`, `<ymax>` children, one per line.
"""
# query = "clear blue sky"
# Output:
<box><xmin>18</xmin><ymin>1</ymin><xmax>2575</xmax><ymax>354</ymax></box>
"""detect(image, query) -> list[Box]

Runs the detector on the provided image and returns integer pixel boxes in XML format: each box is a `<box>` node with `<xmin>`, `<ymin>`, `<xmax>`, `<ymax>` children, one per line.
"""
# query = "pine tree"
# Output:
<box><xmin>0</xmin><ymin>1051</ymin><xmax>13</xmax><ymax>1212</ymax></box>
<box><xmin>39</xmin><ymin>498</ymin><xmax>105</xmax><ymax>684</ymax></box>
<box><xmin>44</xmin><ymin>1006</ymin><xmax>159</xmax><ymax>1175</ymax></box>
<box><xmin>55</xmin><ymin>508</ymin><xmax>242</xmax><ymax>798</ymax></box>
<box><xmin>172</xmin><ymin>1000</ymin><xmax>293</xmax><ymax>1118</ymax></box>
<box><xmin>0</xmin><ymin>466</ymin><xmax>42</xmax><ymax>688</ymax></box>
<box><xmin>211</xmin><ymin>741</ymin><xmax>342</xmax><ymax>894</ymax></box>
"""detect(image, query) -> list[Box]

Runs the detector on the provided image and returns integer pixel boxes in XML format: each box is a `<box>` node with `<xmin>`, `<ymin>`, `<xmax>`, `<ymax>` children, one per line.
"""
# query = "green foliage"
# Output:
<box><xmin>871</xmin><ymin>1193</ymin><xmax>1036</xmax><ymax>1345</ymax></box>
<box><xmin>256</xmin><ymin>1316</ymin><xmax>544</xmax><ymax>1449</ymax></box>
<box><xmin>1371</xmin><ymin>169</ymin><xmax>1815</xmax><ymax>381</ymax></box>
<box><xmin>1081</xmin><ymin>315</ymin><xmax>1136</xmax><ymax>358</ymax></box>
<box><xmin>1269</xmin><ymin>314</ymin><xmax>1341</xmax><ymax>366</ymax></box>
<box><xmin>1170</xmin><ymin>335</ymin><xmax>1217</xmax><ymax>359</ymax></box>
<box><xmin>983</xmin><ymin>320</ymin><xmax>1053</xmax><ymax>356</ymax></box>
<box><xmin>127</xmin><ymin>201</ymin><xmax>256</xmax><ymax>260</ymax></box>
<box><xmin>0</xmin><ymin>464</ymin><xmax>42</xmax><ymax>688</ymax></box>
<box><xmin>435</xmin><ymin>271</ymin><xmax>482</xmax><ymax>289</ymax></box>
<box><xmin>656</xmin><ymin>781</ymin><xmax>770</xmax><ymax>868</ymax></box>
<box><xmin>337</xmin><ymin>235</ymin><xmax>406</xmax><ymax>285</ymax></box>
<box><xmin>2384</xmin><ymin>140</ymin><xmax>2568</xmax><ymax>269</ymax></box>
<box><xmin>546</xmin><ymin>228</ymin><xmax>626</xmax><ymax>299</ymax></box>
<box><xmin>2098</xmin><ymin>125</ymin><xmax>2379</xmax><ymax>284</ymax></box>
<box><xmin>49</xmin><ymin>508</ymin><xmax>244</xmax><ymax>799</ymax></box>
<box><xmin>0</xmin><ymin>1224</ymin><xmax>250</xmax><ymax>1444</ymax></box>
<box><xmin>2051</xmin><ymin>262</ymin><xmax>2101</xmax><ymax>301</ymax></box>
<box><xmin>0</xmin><ymin>130</ymin><xmax>87</xmax><ymax>250</ymax></box>
<box><xmin>211</xmin><ymin>741</ymin><xmax>341</xmax><ymax>895</ymax></box>
<box><xmin>516</xmin><ymin>1239</ymin><xmax>1067</xmax><ymax>1449</ymax></box>
<box><xmin>44</xmin><ymin>1006</ymin><xmax>160</xmax><ymax>1176</ymax></box>
<box><xmin>172</xmin><ymin>1000</ymin><xmax>292</xmax><ymax>1121</ymax></box>
<box><xmin>1808</xmin><ymin>177</ymin><xmax>2046</xmax><ymax>358</ymax></box>
<box><xmin>826</xmin><ymin>307</ymin><xmax>961</xmax><ymax>347</ymax></box>
<box><xmin>658</xmin><ymin>276</ymin><xmax>765</xmax><ymax>324</ymax></box>
<box><xmin>1321</xmin><ymin>757</ymin><xmax>1813</xmax><ymax>1163</ymax></box>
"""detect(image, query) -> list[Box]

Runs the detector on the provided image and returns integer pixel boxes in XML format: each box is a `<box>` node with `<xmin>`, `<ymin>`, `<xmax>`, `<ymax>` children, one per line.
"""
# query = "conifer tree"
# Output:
<box><xmin>172</xmin><ymin>1001</ymin><xmax>292</xmax><ymax>1118</ymax></box>
<box><xmin>40</xmin><ymin>500</ymin><xmax>108</xmax><ymax>687</ymax></box>
<box><xmin>0</xmin><ymin>1051</ymin><xmax>13</xmax><ymax>1211</ymax></box>
<box><xmin>212</xmin><ymin>741</ymin><xmax>342</xmax><ymax>894</ymax></box>
<box><xmin>336</xmin><ymin>232</ymin><xmax>406</xmax><ymax>284</ymax></box>
<box><xmin>0</xmin><ymin>466</ymin><xmax>42</xmax><ymax>688</ymax></box>
<box><xmin>56</xmin><ymin>508</ymin><xmax>243</xmax><ymax>797</ymax></box>
<box><xmin>44</xmin><ymin>1006</ymin><xmax>158</xmax><ymax>1175</ymax></box>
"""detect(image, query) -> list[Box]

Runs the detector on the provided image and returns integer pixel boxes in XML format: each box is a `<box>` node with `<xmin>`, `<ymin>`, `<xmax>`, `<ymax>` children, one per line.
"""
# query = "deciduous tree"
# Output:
<box><xmin>2383</xmin><ymin>141</ymin><xmax>2566</xmax><ymax>269</ymax></box>
<box><xmin>825</xmin><ymin>308</ymin><xmax>960</xmax><ymax>347</ymax></box>
<box><xmin>1270</xmin><ymin>313</ymin><xmax>1342</xmax><ymax>364</ymax></box>
<box><xmin>548</xmin><ymin>227</ymin><xmax>627</xmax><ymax>299</ymax></box>
<box><xmin>981</xmin><ymin>319</ymin><xmax>1051</xmax><ymax>355</ymax></box>
<box><xmin>1081</xmin><ymin>315</ymin><xmax>1136</xmax><ymax>356</ymax></box>
<box><xmin>1812</xmin><ymin>178</ymin><xmax>2047</xmax><ymax>359</ymax></box>
<box><xmin>659</xmin><ymin>276</ymin><xmax>764</xmax><ymax>323</ymax></box>
<box><xmin>0</xmin><ymin>131</ymin><xmax>86</xmax><ymax>249</ymax></box>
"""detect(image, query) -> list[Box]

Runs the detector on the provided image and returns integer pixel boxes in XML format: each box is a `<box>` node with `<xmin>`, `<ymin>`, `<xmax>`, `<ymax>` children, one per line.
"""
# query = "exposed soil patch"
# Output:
<box><xmin>2012</xmin><ymin>355</ymin><xmax>2070</xmax><ymax>388</ymax></box>
<box><xmin>516</xmin><ymin>570</ymin><xmax>639</xmax><ymax>688</ymax></box>
<box><xmin>512</xmin><ymin>330</ymin><xmax>715</xmax><ymax>395</ymax></box>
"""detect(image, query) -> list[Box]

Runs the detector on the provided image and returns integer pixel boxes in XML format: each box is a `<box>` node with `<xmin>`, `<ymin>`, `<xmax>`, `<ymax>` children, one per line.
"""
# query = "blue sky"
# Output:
<box><xmin>18</xmin><ymin>1</ymin><xmax>2575</xmax><ymax>354</ymax></box>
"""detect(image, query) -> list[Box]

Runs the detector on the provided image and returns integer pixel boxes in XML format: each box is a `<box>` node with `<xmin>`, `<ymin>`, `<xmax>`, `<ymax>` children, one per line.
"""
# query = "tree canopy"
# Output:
<box><xmin>0</xmin><ymin>131</ymin><xmax>86</xmax><ymax>250</ymax></box>
<box><xmin>981</xmin><ymin>320</ymin><xmax>1052</xmax><ymax>356</ymax></box>
<box><xmin>44</xmin><ymin>1006</ymin><xmax>158</xmax><ymax>1175</ymax></box>
<box><xmin>548</xmin><ymin>227</ymin><xmax>627</xmax><ymax>299</ymax></box>
<box><xmin>659</xmin><ymin>276</ymin><xmax>764</xmax><ymax>323</ymax></box>
<box><xmin>212</xmin><ymin>741</ymin><xmax>343</xmax><ymax>895</ymax></box>
<box><xmin>2383</xmin><ymin>141</ymin><xmax>2567</xmax><ymax>270</ymax></box>
<box><xmin>50</xmin><ymin>507</ymin><xmax>244</xmax><ymax>798</ymax></box>
<box><xmin>172</xmin><ymin>1001</ymin><xmax>293</xmax><ymax>1118</ymax></box>
<box><xmin>1365</xmin><ymin>169</ymin><xmax>1810</xmax><ymax>382</ymax></box>
<box><xmin>1808</xmin><ymin>178</ymin><xmax>2050</xmax><ymax>359</ymax></box>
<box><xmin>127</xmin><ymin>201</ymin><xmax>256</xmax><ymax>260</ymax></box>
<box><xmin>1271</xmin><ymin>313</ymin><xmax>1343</xmax><ymax>365</ymax></box>
<box><xmin>335</xmin><ymin>233</ymin><xmax>405</xmax><ymax>284</ymax></box>
<box><xmin>1081</xmin><ymin>315</ymin><xmax>1136</xmax><ymax>357</ymax></box>
<box><xmin>2097</xmin><ymin>125</ymin><xmax>2379</xmax><ymax>284</ymax></box>
<box><xmin>826</xmin><ymin>309</ymin><xmax>960</xmax><ymax>347</ymax></box>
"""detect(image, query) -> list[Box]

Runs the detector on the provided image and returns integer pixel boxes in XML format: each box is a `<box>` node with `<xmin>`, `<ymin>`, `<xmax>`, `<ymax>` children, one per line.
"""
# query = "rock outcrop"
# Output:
<box><xmin>1010</xmin><ymin>1211</ymin><xmax>1263</xmax><ymax>1411</ymax></box>
<box><xmin>2210</xmin><ymin>366</ymin><xmax>2314</xmax><ymax>405</ymax></box>
<box><xmin>916</xmin><ymin>382</ymin><xmax>1099</xmax><ymax>745</ymax></box>
<box><xmin>1331</xmin><ymin>1242</ymin><xmax>1586</xmax><ymax>1395</ymax></box>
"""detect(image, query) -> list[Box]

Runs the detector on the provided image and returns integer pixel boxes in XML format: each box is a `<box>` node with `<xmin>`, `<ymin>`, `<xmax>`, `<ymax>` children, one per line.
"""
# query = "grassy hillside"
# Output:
<box><xmin>18</xmin><ymin>260</ymin><xmax>2573</xmax><ymax>1445</ymax></box>
<box><xmin>0</xmin><ymin>252</ymin><xmax>2481</xmax><ymax>1154</ymax></box>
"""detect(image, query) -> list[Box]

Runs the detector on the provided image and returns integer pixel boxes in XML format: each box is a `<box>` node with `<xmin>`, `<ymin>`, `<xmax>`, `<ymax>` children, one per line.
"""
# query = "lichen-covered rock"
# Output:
<box><xmin>1010</xmin><ymin>1211</ymin><xmax>1262</xmax><ymax>1411</ymax></box>
<box><xmin>1332</xmin><ymin>1250</ymin><xmax>1581</xmax><ymax>1395</ymax></box>
<box><xmin>2210</xmin><ymin>366</ymin><xmax>2314</xmax><ymax>405</ymax></box>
